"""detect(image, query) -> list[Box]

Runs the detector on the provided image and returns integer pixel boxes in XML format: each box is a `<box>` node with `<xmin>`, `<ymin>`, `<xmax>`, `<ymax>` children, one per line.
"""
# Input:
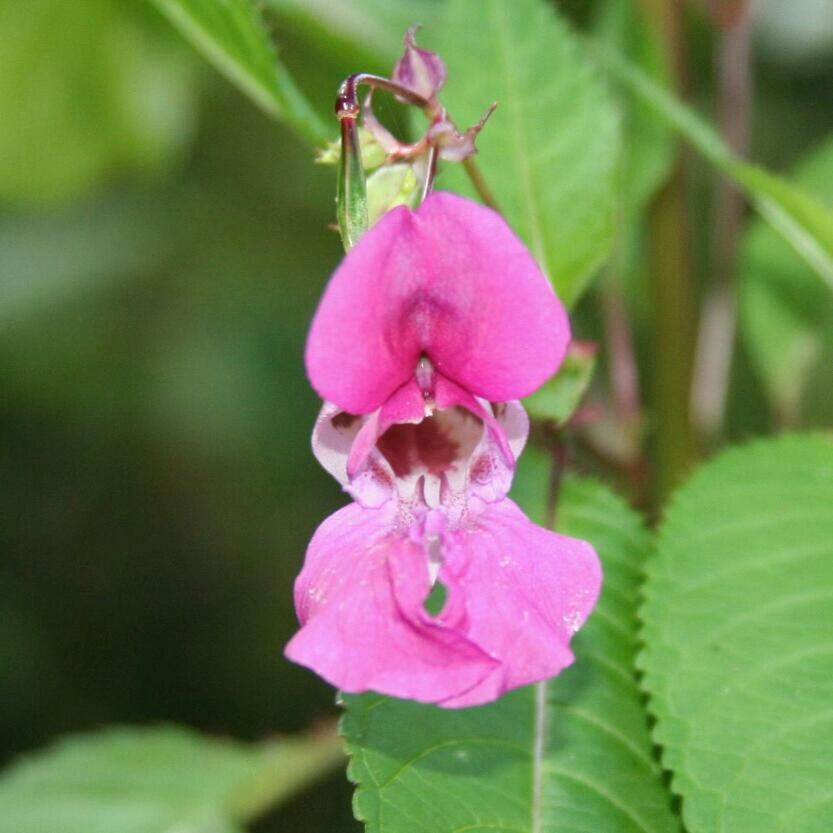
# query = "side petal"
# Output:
<box><xmin>435</xmin><ymin>375</ymin><xmax>529</xmax><ymax>505</ymax></box>
<box><xmin>438</xmin><ymin>498</ymin><xmax>602</xmax><ymax>708</ymax></box>
<box><xmin>312</xmin><ymin>403</ymin><xmax>395</xmax><ymax>508</ymax></box>
<box><xmin>346</xmin><ymin>378</ymin><xmax>425</xmax><ymax>479</ymax></box>
<box><xmin>285</xmin><ymin>503</ymin><xmax>496</xmax><ymax>702</ymax></box>
<box><xmin>311</xmin><ymin>402</ymin><xmax>360</xmax><ymax>486</ymax></box>
<box><xmin>305</xmin><ymin>192</ymin><xmax>570</xmax><ymax>414</ymax></box>
<box><xmin>434</xmin><ymin>373</ymin><xmax>513</xmax><ymax>465</ymax></box>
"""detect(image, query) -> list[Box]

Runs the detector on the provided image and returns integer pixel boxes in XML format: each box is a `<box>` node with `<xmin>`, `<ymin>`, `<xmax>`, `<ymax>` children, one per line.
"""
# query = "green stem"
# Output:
<box><xmin>463</xmin><ymin>158</ymin><xmax>500</xmax><ymax>212</ymax></box>
<box><xmin>639</xmin><ymin>0</ymin><xmax>696</xmax><ymax>506</ymax></box>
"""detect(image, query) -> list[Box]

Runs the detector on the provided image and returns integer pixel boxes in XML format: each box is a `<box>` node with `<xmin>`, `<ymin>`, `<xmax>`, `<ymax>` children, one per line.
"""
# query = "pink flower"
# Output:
<box><xmin>285</xmin><ymin>192</ymin><xmax>601</xmax><ymax>708</ymax></box>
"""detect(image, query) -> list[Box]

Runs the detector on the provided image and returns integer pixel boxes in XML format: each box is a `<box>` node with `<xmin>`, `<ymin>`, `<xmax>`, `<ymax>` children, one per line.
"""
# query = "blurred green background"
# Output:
<box><xmin>1</xmin><ymin>0</ymin><xmax>832</xmax><ymax>830</ymax></box>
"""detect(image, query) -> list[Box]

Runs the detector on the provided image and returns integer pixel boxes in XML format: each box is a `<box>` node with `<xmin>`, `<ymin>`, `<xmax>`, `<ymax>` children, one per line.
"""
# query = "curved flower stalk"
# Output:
<box><xmin>331</xmin><ymin>27</ymin><xmax>498</xmax><ymax>248</ymax></box>
<box><xmin>285</xmin><ymin>192</ymin><xmax>601</xmax><ymax>708</ymax></box>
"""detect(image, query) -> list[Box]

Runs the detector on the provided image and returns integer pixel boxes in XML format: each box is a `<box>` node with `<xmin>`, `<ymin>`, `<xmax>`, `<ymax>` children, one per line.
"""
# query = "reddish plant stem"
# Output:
<box><xmin>598</xmin><ymin>275</ymin><xmax>650</xmax><ymax>506</ymax></box>
<box><xmin>545</xmin><ymin>438</ymin><xmax>567</xmax><ymax>529</ymax></box>
<box><xmin>336</xmin><ymin>73</ymin><xmax>430</xmax><ymax>114</ymax></box>
<box><xmin>601</xmin><ymin>280</ymin><xmax>641</xmax><ymax>427</ymax></box>
<box><xmin>691</xmin><ymin>1</ymin><xmax>753</xmax><ymax>443</ymax></box>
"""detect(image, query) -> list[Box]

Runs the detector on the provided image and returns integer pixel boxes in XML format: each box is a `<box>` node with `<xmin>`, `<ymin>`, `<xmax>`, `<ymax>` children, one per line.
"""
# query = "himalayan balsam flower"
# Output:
<box><xmin>285</xmin><ymin>192</ymin><xmax>601</xmax><ymax>708</ymax></box>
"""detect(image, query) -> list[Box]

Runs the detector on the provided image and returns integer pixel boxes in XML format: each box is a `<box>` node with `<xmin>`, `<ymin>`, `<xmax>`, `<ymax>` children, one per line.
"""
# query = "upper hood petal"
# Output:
<box><xmin>305</xmin><ymin>191</ymin><xmax>570</xmax><ymax>414</ymax></box>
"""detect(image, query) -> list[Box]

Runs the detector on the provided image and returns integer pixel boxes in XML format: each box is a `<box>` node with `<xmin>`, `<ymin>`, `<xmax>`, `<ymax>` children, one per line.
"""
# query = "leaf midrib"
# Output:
<box><xmin>531</xmin><ymin>681</ymin><xmax>546</xmax><ymax>833</ymax></box>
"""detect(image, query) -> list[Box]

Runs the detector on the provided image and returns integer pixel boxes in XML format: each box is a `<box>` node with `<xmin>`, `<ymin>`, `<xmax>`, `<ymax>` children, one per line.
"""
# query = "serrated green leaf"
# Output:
<box><xmin>739</xmin><ymin>137</ymin><xmax>833</xmax><ymax>424</ymax></box>
<box><xmin>640</xmin><ymin>435</ymin><xmax>833</xmax><ymax>833</ymax></box>
<box><xmin>0</xmin><ymin>0</ymin><xmax>195</xmax><ymax>205</ymax></box>
<box><xmin>598</xmin><ymin>46</ymin><xmax>833</xmax><ymax>290</ymax></box>
<box><xmin>0</xmin><ymin>725</ymin><xmax>343</xmax><ymax>833</ymax></box>
<box><xmin>431</xmin><ymin>0</ymin><xmax>620</xmax><ymax>307</ymax></box>
<box><xmin>342</xmin><ymin>467</ymin><xmax>679</xmax><ymax>833</ymax></box>
<box><xmin>152</xmin><ymin>0</ymin><xmax>329</xmax><ymax>145</ymax></box>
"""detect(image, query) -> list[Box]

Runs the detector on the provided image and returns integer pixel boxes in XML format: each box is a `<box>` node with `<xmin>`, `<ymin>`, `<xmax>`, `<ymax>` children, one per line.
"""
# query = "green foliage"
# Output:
<box><xmin>0</xmin><ymin>96</ymin><xmax>344</xmax><ymax>760</ymax></box>
<box><xmin>151</xmin><ymin>0</ymin><xmax>329</xmax><ymax>145</ymax></box>
<box><xmin>732</xmin><ymin>162</ymin><xmax>833</xmax><ymax>289</ymax></box>
<box><xmin>599</xmin><ymin>46</ymin><xmax>833</xmax><ymax>290</ymax></box>
<box><xmin>640</xmin><ymin>435</ymin><xmax>833</xmax><ymax>833</ymax></box>
<box><xmin>740</xmin><ymin>137</ymin><xmax>833</xmax><ymax>424</ymax></box>
<box><xmin>0</xmin><ymin>0</ymin><xmax>195</xmax><ymax>205</ymax></box>
<box><xmin>342</xmin><ymin>472</ymin><xmax>678</xmax><ymax>833</ymax></box>
<box><xmin>3</xmin><ymin>2</ymin><xmax>833</xmax><ymax>831</ymax></box>
<box><xmin>525</xmin><ymin>346</ymin><xmax>597</xmax><ymax>426</ymax></box>
<box><xmin>0</xmin><ymin>191</ymin><xmax>175</xmax><ymax>328</ymax></box>
<box><xmin>593</xmin><ymin>0</ymin><xmax>673</xmax><ymax>217</ymax></box>
<box><xmin>0</xmin><ymin>725</ymin><xmax>343</xmax><ymax>833</ymax></box>
<box><xmin>433</xmin><ymin>0</ymin><xmax>620</xmax><ymax>307</ymax></box>
<box><xmin>265</xmin><ymin>0</ymin><xmax>439</xmax><ymax>69</ymax></box>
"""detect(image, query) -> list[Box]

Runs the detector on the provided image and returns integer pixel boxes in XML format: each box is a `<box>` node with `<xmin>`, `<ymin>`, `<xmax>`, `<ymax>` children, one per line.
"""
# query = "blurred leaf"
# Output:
<box><xmin>598</xmin><ymin>46</ymin><xmax>833</xmax><ymax>290</ymax></box>
<box><xmin>731</xmin><ymin>163</ymin><xmax>833</xmax><ymax>288</ymax></box>
<box><xmin>0</xmin><ymin>725</ymin><xmax>343</xmax><ymax>833</ymax></box>
<box><xmin>0</xmin><ymin>192</ymin><xmax>175</xmax><ymax>329</ymax></box>
<box><xmin>640</xmin><ymin>435</ymin><xmax>833</xmax><ymax>833</ymax></box>
<box><xmin>342</xmin><ymin>471</ymin><xmax>679</xmax><ymax>833</ymax></box>
<box><xmin>265</xmin><ymin>0</ymin><xmax>439</xmax><ymax>69</ymax></box>
<box><xmin>593</xmin><ymin>0</ymin><xmax>673</xmax><ymax>217</ymax></box>
<box><xmin>0</xmin><ymin>0</ymin><xmax>196</xmax><ymax>206</ymax></box>
<box><xmin>756</xmin><ymin>0</ymin><xmax>833</xmax><ymax>68</ymax></box>
<box><xmin>433</xmin><ymin>0</ymin><xmax>620</xmax><ymax>307</ymax></box>
<box><xmin>525</xmin><ymin>343</ymin><xmax>597</xmax><ymax>426</ymax></box>
<box><xmin>152</xmin><ymin>0</ymin><xmax>329</xmax><ymax>145</ymax></box>
<box><xmin>739</xmin><ymin>137</ymin><xmax>833</xmax><ymax>424</ymax></box>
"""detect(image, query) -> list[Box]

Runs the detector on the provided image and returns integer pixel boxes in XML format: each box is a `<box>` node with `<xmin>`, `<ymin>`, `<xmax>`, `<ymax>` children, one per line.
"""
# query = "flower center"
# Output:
<box><xmin>376</xmin><ymin>406</ymin><xmax>482</xmax><ymax>479</ymax></box>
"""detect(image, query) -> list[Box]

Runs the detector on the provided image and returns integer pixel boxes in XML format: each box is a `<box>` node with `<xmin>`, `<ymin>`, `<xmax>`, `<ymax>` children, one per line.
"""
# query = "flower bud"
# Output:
<box><xmin>392</xmin><ymin>26</ymin><xmax>447</xmax><ymax>103</ymax></box>
<box><xmin>366</xmin><ymin>164</ymin><xmax>419</xmax><ymax>226</ymax></box>
<box><xmin>316</xmin><ymin>126</ymin><xmax>387</xmax><ymax>170</ymax></box>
